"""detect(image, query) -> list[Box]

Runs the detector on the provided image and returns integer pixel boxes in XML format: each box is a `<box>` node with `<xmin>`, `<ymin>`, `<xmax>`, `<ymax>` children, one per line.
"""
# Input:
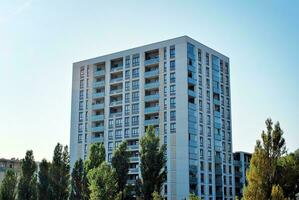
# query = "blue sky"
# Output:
<box><xmin>0</xmin><ymin>0</ymin><xmax>298</xmax><ymax>161</ymax></box>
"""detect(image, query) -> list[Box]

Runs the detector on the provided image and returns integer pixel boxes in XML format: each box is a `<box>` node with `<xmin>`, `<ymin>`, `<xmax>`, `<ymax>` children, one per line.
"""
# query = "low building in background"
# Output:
<box><xmin>233</xmin><ymin>151</ymin><xmax>252</xmax><ymax>199</ymax></box>
<box><xmin>0</xmin><ymin>158</ymin><xmax>21</xmax><ymax>183</ymax></box>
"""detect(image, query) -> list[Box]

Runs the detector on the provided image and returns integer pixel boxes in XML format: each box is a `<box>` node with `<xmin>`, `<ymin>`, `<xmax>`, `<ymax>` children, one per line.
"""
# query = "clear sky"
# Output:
<box><xmin>0</xmin><ymin>0</ymin><xmax>298</xmax><ymax>161</ymax></box>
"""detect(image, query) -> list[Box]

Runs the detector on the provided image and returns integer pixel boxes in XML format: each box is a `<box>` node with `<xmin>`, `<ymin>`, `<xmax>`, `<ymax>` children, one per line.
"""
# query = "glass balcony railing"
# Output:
<box><xmin>94</xmin><ymin>70</ymin><xmax>105</xmax><ymax>77</ymax></box>
<box><xmin>128</xmin><ymin>144</ymin><xmax>139</xmax><ymax>150</ymax></box>
<box><xmin>129</xmin><ymin>157</ymin><xmax>139</xmax><ymax>162</ymax></box>
<box><xmin>129</xmin><ymin>168</ymin><xmax>139</xmax><ymax>173</ymax></box>
<box><xmin>110</xmin><ymin>77</ymin><xmax>123</xmax><ymax>83</ymax></box>
<box><xmin>110</xmin><ymin>65</ymin><xmax>123</xmax><ymax>72</ymax></box>
<box><xmin>144</xmin><ymin>82</ymin><xmax>159</xmax><ymax>90</ymax></box>
<box><xmin>110</xmin><ymin>100</ymin><xmax>123</xmax><ymax>106</ymax></box>
<box><xmin>144</xmin><ymin>69</ymin><xmax>159</xmax><ymax>78</ymax></box>
<box><xmin>188</xmin><ymin>90</ymin><xmax>196</xmax><ymax>97</ymax></box>
<box><xmin>188</xmin><ymin>64</ymin><xmax>196</xmax><ymax>72</ymax></box>
<box><xmin>144</xmin><ymin>57</ymin><xmax>159</xmax><ymax>66</ymax></box>
<box><xmin>91</xmin><ymin>115</ymin><xmax>104</xmax><ymax>121</ymax></box>
<box><xmin>144</xmin><ymin>94</ymin><xmax>159</xmax><ymax>102</ymax></box>
<box><xmin>91</xmin><ymin>136</ymin><xmax>104</xmax><ymax>143</ymax></box>
<box><xmin>109</xmin><ymin>112</ymin><xmax>122</xmax><ymax>118</ymax></box>
<box><xmin>110</xmin><ymin>88</ymin><xmax>123</xmax><ymax>94</ymax></box>
<box><xmin>92</xmin><ymin>103</ymin><xmax>104</xmax><ymax>110</ymax></box>
<box><xmin>188</xmin><ymin>77</ymin><xmax>197</xmax><ymax>85</ymax></box>
<box><xmin>93</xmin><ymin>81</ymin><xmax>105</xmax><ymax>88</ymax></box>
<box><xmin>144</xmin><ymin>118</ymin><xmax>159</xmax><ymax>126</ymax></box>
<box><xmin>92</xmin><ymin>92</ymin><xmax>105</xmax><ymax>99</ymax></box>
<box><xmin>144</xmin><ymin>106</ymin><xmax>159</xmax><ymax>114</ymax></box>
<box><xmin>91</xmin><ymin>126</ymin><xmax>104</xmax><ymax>132</ymax></box>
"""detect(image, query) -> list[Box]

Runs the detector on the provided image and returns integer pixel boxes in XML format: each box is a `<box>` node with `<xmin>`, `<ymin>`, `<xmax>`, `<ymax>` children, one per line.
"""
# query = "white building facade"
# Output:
<box><xmin>70</xmin><ymin>36</ymin><xmax>234</xmax><ymax>200</ymax></box>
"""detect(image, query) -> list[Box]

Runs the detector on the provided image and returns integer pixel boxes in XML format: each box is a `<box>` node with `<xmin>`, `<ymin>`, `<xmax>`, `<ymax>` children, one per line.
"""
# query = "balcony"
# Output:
<box><xmin>144</xmin><ymin>94</ymin><xmax>159</xmax><ymax>102</ymax></box>
<box><xmin>109</xmin><ymin>112</ymin><xmax>122</xmax><ymax>118</ymax></box>
<box><xmin>94</xmin><ymin>70</ymin><xmax>105</xmax><ymax>77</ymax></box>
<box><xmin>110</xmin><ymin>77</ymin><xmax>123</xmax><ymax>83</ymax></box>
<box><xmin>91</xmin><ymin>126</ymin><xmax>104</xmax><ymax>132</ymax></box>
<box><xmin>93</xmin><ymin>81</ymin><xmax>105</xmax><ymax>88</ymax></box>
<box><xmin>144</xmin><ymin>57</ymin><xmax>159</xmax><ymax>66</ymax></box>
<box><xmin>188</xmin><ymin>90</ymin><xmax>196</xmax><ymax>97</ymax></box>
<box><xmin>215</xmin><ymin>157</ymin><xmax>222</xmax><ymax>163</ymax></box>
<box><xmin>110</xmin><ymin>100</ymin><xmax>123</xmax><ymax>106</ymax></box>
<box><xmin>214</xmin><ymin>111</ymin><xmax>221</xmax><ymax>118</ymax></box>
<box><xmin>129</xmin><ymin>168</ymin><xmax>139</xmax><ymax>174</ymax></box>
<box><xmin>92</xmin><ymin>103</ymin><xmax>104</xmax><ymax>110</ymax></box>
<box><xmin>129</xmin><ymin>157</ymin><xmax>139</xmax><ymax>162</ymax></box>
<box><xmin>144</xmin><ymin>106</ymin><xmax>159</xmax><ymax>114</ymax></box>
<box><xmin>110</xmin><ymin>65</ymin><xmax>123</xmax><ymax>72</ymax></box>
<box><xmin>91</xmin><ymin>115</ymin><xmax>104</xmax><ymax>122</ymax></box>
<box><xmin>144</xmin><ymin>69</ymin><xmax>159</xmax><ymax>78</ymax></box>
<box><xmin>110</xmin><ymin>88</ymin><xmax>123</xmax><ymax>95</ymax></box>
<box><xmin>188</xmin><ymin>77</ymin><xmax>197</xmax><ymax>85</ymax></box>
<box><xmin>188</xmin><ymin>64</ymin><xmax>196</xmax><ymax>73</ymax></box>
<box><xmin>213</xmin><ymin>99</ymin><xmax>220</xmax><ymax>105</ymax></box>
<box><xmin>91</xmin><ymin>136</ymin><xmax>104</xmax><ymax>143</ymax></box>
<box><xmin>144</xmin><ymin>82</ymin><xmax>159</xmax><ymax>90</ymax></box>
<box><xmin>144</xmin><ymin>118</ymin><xmax>159</xmax><ymax>126</ymax></box>
<box><xmin>128</xmin><ymin>144</ymin><xmax>139</xmax><ymax>150</ymax></box>
<box><xmin>92</xmin><ymin>92</ymin><xmax>105</xmax><ymax>99</ymax></box>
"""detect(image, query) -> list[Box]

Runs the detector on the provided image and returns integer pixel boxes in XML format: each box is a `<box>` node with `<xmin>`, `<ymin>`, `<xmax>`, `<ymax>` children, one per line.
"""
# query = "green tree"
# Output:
<box><xmin>48</xmin><ymin>143</ymin><xmax>70</xmax><ymax>200</ymax></box>
<box><xmin>271</xmin><ymin>185</ymin><xmax>285</xmax><ymax>200</ymax></box>
<box><xmin>111</xmin><ymin>141</ymin><xmax>130</xmax><ymax>199</ymax></box>
<box><xmin>37</xmin><ymin>159</ymin><xmax>50</xmax><ymax>200</ymax></box>
<box><xmin>243</xmin><ymin>118</ymin><xmax>286</xmax><ymax>200</ymax></box>
<box><xmin>138</xmin><ymin>126</ymin><xmax>167</xmax><ymax>200</ymax></box>
<box><xmin>88</xmin><ymin>162</ymin><xmax>118</xmax><ymax>200</ymax></box>
<box><xmin>17</xmin><ymin>150</ymin><xmax>37</xmax><ymax>200</ymax></box>
<box><xmin>70</xmin><ymin>159</ymin><xmax>86</xmax><ymax>200</ymax></box>
<box><xmin>189</xmin><ymin>193</ymin><xmax>200</xmax><ymax>200</ymax></box>
<box><xmin>276</xmin><ymin>149</ymin><xmax>299</xmax><ymax>199</ymax></box>
<box><xmin>152</xmin><ymin>191</ymin><xmax>163</xmax><ymax>200</ymax></box>
<box><xmin>84</xmin><ymin>143</ymin><xmax>106</xmax><ymax>198</ymax></box>
<box><xmin>0</xmin><ymin>169</ymin><xmax>17</xmax><ymax>200</ymax></box>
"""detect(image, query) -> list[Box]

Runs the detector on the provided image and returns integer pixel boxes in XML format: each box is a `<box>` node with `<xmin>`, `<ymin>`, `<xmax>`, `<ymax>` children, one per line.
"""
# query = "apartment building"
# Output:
<box><xmin>0</xmin><ymin>158</ymin><xmax>21</xmax><ymax>183</ymax></box>
<box><xmin>233</xmin><ymin>152</ymin><xmax>251</xmax><ymax>199</ymax></box>
<box><xmin>70</xmin><ymin>36</ymin><xmax>234</xmax><ymax>200</ymax></box>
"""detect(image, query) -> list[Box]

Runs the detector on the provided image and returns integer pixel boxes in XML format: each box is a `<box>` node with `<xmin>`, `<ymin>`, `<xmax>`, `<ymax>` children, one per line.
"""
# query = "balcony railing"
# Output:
<box><xmin>144</xmin><ymin>82</ymin><xmax>159</xmax><ymax>90</ymax></box>
<box><xmin>144</xmin><ymin>69</ymin><xmax>159</xmax><ymax>78</ymax></box>
<box><xmin>110</xmin><ymin>77</ymin><xmax>123</xmax><ymax>83</ymax></box>
<box><xmin>128</xmin><ymin>144</ymin><xmax>139</xmax><ymax>150</ymax></box>
<box><xmin>144</xmin><ymin>118</ymin><xmax>159</xmax><ymax>126</ymax></box>
<box><xmin>91</xmin><ymin>115</ymin><xmax>104</xmax><ymax>121</ymax></box>
<box><xmin>129</xmin><ymin>157</ymin><xmax>139</xmax><ymax>162</ymax></box>
<box><xmin>93</xmin><ymin>81</ymin><xmax>105</xmax><ymax>88</ymax></box>
<box><xmin>92</xmin><ymin>103</ymin><xmax>104</xmax><ymax>110</ymax></box>
<box><xmin>144</xmin><ymin>57</ymin><xmax>159</xmax><ymax>66</ymax></box>
<box><xmin>110</xmin><ymin>88</ymin><xmax>123</xmax><ymax>94</ymax></box>
<box><xmin>144</xmin><ymin>94</ymin><xmax>159</xmax><ymax>102</ymax></box>
<box><xmin>94</xmin><ymin>70</ymin><xmax>105</xmax><ymax>77</ymax></box>
<box><xmin>110</xmin><ymin>65</ymin><xmax>123</xmax><ymax>72</ymax></box>
<box><xmin>144</xmin><ymin>106</ymin><xmax>159</xmax><ymax>114</ymax></box>
<box><xmin>109</xmin><ymin>112</ymin><xmax>122</xmax><ymax>118</ymax></box>
<box><xmin>92</xmin><ymin>92</ymin><xmax>105</xmax><ymax>99</ymax></box>
<box><xmin>188</xmin><ymin>77</ymin><xmax>197</xmax><ymax>85</ymax></box>
<box><xmin>129</xmin><ymin>168</ymin><xmax>139</xmax><ymax>173</ymax></box>
<box><xmin>91</xmin><ymin>136</ymin><xmax>104</xmax><ymax>143</ymax></box>
<box><xmin>188</xmin><ymin>90</ymin><xmax>196</xmax><ymax>97</ymax></box>
<box><xmin>188</xmin><ymin>64</ymin><xmax>196</xmax><ymax>72</ymax></box>
<box><xmin>110</xmin><ymin>100</ymin><xmax>123</xmax><ymax>106</ymax></box>
<box><xmin>91</xmin><ymin>126</ymin><xmax>104</xmax><ymax>132</ymax></box>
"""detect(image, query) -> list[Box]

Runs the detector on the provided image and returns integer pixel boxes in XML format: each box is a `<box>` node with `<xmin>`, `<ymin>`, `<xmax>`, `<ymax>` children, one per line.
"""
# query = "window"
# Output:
<box><xmin>200</xmin><ymin>149</ymin><xmax>204</xmax><ymax>158</ymax></box>
<box><xmin>132</xmin><ymin>127</ymin><xmax>139</xmax><ymax>137</ymax></box>
<box><xmin>80</xmin><ymin>67</ymin><xmax>84</xmax><ymax>78</ymax></box>
<box><xmin>125</xmin><ymin>81</ymin><xmax>130</xmax><ymax>91</ymax></box>
<box><xmin>170</xmin><ymin>85</ymin><xmax>176</xmax><ymax>95</ymax></box>
<box><xmin>108</xmin><ymin>130</ymin><xmax>113</xmax><ymax>140</ymax></box>
<box><xmin>170</xmin><ymin>60</ymin><xmax>175</xmax><ymax>71</ymax></box>
<box><xmin>164</xmin><ymin>74</ymin><xmax>167</xmax><ymax>84</ymax></box>
<box><xmin>132</xmin><ymin>54</ymin><xmax>140</xmax><ymax>66</ymax></box>
<box><xmin>115</xmin><ymin>129</ymin><xmax>122</xmax><ymax>139</ymax></box>
<box><xmin>198</xmin><ymin>63</ymin><xmax>202</xmax><ymax>74</ymax></box>
<box><xmin>85</xmin><ymin>100</ymin><xmax>88</xmax><ymax>109</ymax></box>
<box><xmin>170</xmin><ymin>97</ymin><xmax>176</xmax><ymax>108</ymax></box>
<box><xmin>132</xmin><ymin>116</ymin><xmax>139</xmax><ymax>126</ymax></box>
<box><xmin>170</xmin><ymin>45</ymin><xmax>175</xmax><ymax>58</ymax></box>
<box><xmin>207</xmin><ymin>90</ymin><xmax>210</xmax><ymax>101</ymax></box>
<box><xmin>108</xmin><ymin>153</ymin><xmax>112</xmax><ymax>162</ymax></box>
<box><xmin>163</xmin><ymin>47</ymin><xmax>167</xmax><ymax>60</ymax></box>
<box><xmin>132</xmin><ymin>103</ymin><xmax>139</xmax><ymax>114</ymax></box>
<box><xmin>199</xmin><ymin>100</ymin><xmax>202</xmax><ymax>111</ymax></box>
<box><xmin>85</xmin><ymin>111</ymin><xmax>88</xmax><ymax>121</ymax></box>
<box><xmin>78</xmin><ymin>134</ymin><xmax>82</xmax><ymax>143</ymax></box>
<box><xmin>79</xmin><ymin>112</ymin><xmax>83</xmax><ymax>122</ymax></box>
<box><xmin>199</xmin><ymin>113</ymin><xmax>203</xmax><ymax>123</ymax></box>
<box><xmin>206</xmin><ymin>53</ymin><xmax>210</xmax><ymax>66</ymax></box>
<box><xmin>132</xmin><ymin>68</ymin><xmax>139</xmax><ymax>78</ymax></box>
<box><xmin>108</xmin><ymin>119</ymin><xmax>114</xmax><ymax>128</ymax></box>
<box><xmin>164</xmin><ymin>98</ymin><xmax>167</xmax><ymax>109</ymax></box>
<box><xmin>79</xmin><ymin>90</ymin><xmax>84</xmax><ymax>100</ymax></box>
<box><xmin>125</xmin><ymin>93</ymin><xmax>130</xmax><ymax>103</ymax></box>
<box><xmin>164</xmin><ymin>61</ymin><xmax>167</xmax><ymax>72</ymax></box>
<box><xmin>115</xmin><ymin>118</ymin><xmax>122</xmax><ymax>127</ymax></box>
<box><xmin>85</xmin><ymin>89</ymin><xmax>89</xmax><ymax>99</ymax></box>
<box><xmin>170</xmin><ymin>123</ymin><xmax>176</xmax><ymax>132</ymax></box>
<box><xmin>125</xmin><ymin>70</ymin><xmax>130</xmax><ymax>79</ymax></box>
<box><xmin>125</xmin><ymin>117</ymin><xmax>129</xmax><ymax>126</ymax></box>
<box><xmin>108</xmin><ymin>142</ymin><xmax>113</xmax><ymax>151</ymax></box>
<box><xmin>79</xmin><ymin>101</ymin><xmax>83</xmax><ymax>110</ymax></box>
<box><xmin>125</xmin><ymin>105</ymin><xmax>130</xmax><ymax>115</ymax></box>
<box><xmin>125</xmin><ymin>56</ymin><xmax>130</xmax><ymax>67</ymax></box>
<box><xmin>85</xmin><ymin>122</ymin><xmax>88</xmax><ymax>131</ymax></box>
<box><xmin>124</xmin><ymin>128</ymin><xmax>130</xmax><ymax>138</ymax></box>
<box><xmin>170</xmin><ymin>72</ymin><xmax>175</xmax><ymax>83</ymax></box>
<box><xmin>198</xmin><ymin>49</ymin><xmax>202</xmax><ymax>63</ymax></box>
<box><xmin>199</xmin><ymin>125</ymin><xmax>203</xmax><ymax>135</ymax></box>
<box><xmin>200</xmin><ymin>137</ymin><xmax>203</xmax><ymax>146</ymax></box>
<box><xmin>164</xmin><ymin>86</ymin><xmax>167</xmax><ymax>96</ymax></box>
<box><xmin>164</xmin><ymin>111</ymin><xmax>167</xmax><ymax>122</ymax></box>
<box><xmin>207</xmin><ymin>102</ymin><xmax>210</xmax><ymax>113</ymax></box>
<box><xmin>80</xmin><ymin>80</ymin><xmax>84</xmax><ymax>89</ymax></box>
<box><xmin>132</xmin><ymin>91</ymin><xmax>139</xmax><ymax>102</ymax></box>
<box><xmin>206</xmin><ymin>67</ymin><xmax>210</xmax><ymax>77</ymax></box>
<box><xmin>206</xmin><ymin>78</ymin><xmax>210</xmax><ymax>89</ymax></box>
<box><xmin>132</xmin><ymin>80</ymin><xmax>139</xmax><ymax>90</ymax></box>
<box><xmin>170</xmin><ymin>111</ymin><xmax>176</xmax><ymax>121</ymax></box>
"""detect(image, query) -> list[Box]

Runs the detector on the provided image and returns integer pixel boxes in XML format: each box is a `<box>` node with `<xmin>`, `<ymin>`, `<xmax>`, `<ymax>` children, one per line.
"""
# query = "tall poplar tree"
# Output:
<box><xmin>70</xmin><ymin>159</ymin><xmax>86</xmax><ymax>200</ymax></box>
<box><xmin>37</xmin><ymin>159</ymin><xmax>50</xmax><ymax>200</ymax></box>
<box><xmin>0</xmin><ymin>169</ymin><xmax>17</xmax><ymax>200</ymax></box>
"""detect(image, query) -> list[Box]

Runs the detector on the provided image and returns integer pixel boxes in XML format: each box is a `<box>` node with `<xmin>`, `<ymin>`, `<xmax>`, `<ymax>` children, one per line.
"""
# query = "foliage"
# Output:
<box><xmin>87</xmin><ymin>162</ymin><xmax>118</xmax><ymax>200</ymax></box>
<box><xmin>48</xmin><ymin>143</ymin><xmax>70</xmax><ymax>200</ymax></box>
<box><xmin>0</xmin><ymin>169</ymin><xmax>17</xmax><ymax>200</ymax></box>
<box><xmin>17</xmin><ymin>150</ymin><xmax>37</xmax><ymax>200</ymax></box>
<box><xmin>84</xmin><ymin>143</ymin><xmax>105</xmax><ymax>171</ymax></box>
<box><xmin>152</xmin><ymin>191</ymin><xmax>163</xmax><ymax>200</ymax></box>
<box><xmin>137</xmin><ymin>126</ymin><xmax>167</xmax><ymax>200</ymax></box>
<box><xmin>111</xmin><ymin>141</ymin><xmax>130</xmax><ymax>199</ymax></box>
<box><xmin>189</xmin><ymin>193</ymin><xmax>200</xmax><ymax>200</ymax></box>
<box><xmin>271</xmin><ymin>185</ymin><xmax>285</xmax><ymax>200</ymax></box>
<box><xmin>243</xmin><ymin>118</ymin><xmax>286</xmax><ymax>200</ymax></box>
<box><xmin>70</xmin><ymin>158</ymin><xmax>87</xmax><ymax>200</ymax></box>
<box><xmin>37</xmin><ymin>159</ymin><xmax>50</xmax><ymax>200</ymax></box>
